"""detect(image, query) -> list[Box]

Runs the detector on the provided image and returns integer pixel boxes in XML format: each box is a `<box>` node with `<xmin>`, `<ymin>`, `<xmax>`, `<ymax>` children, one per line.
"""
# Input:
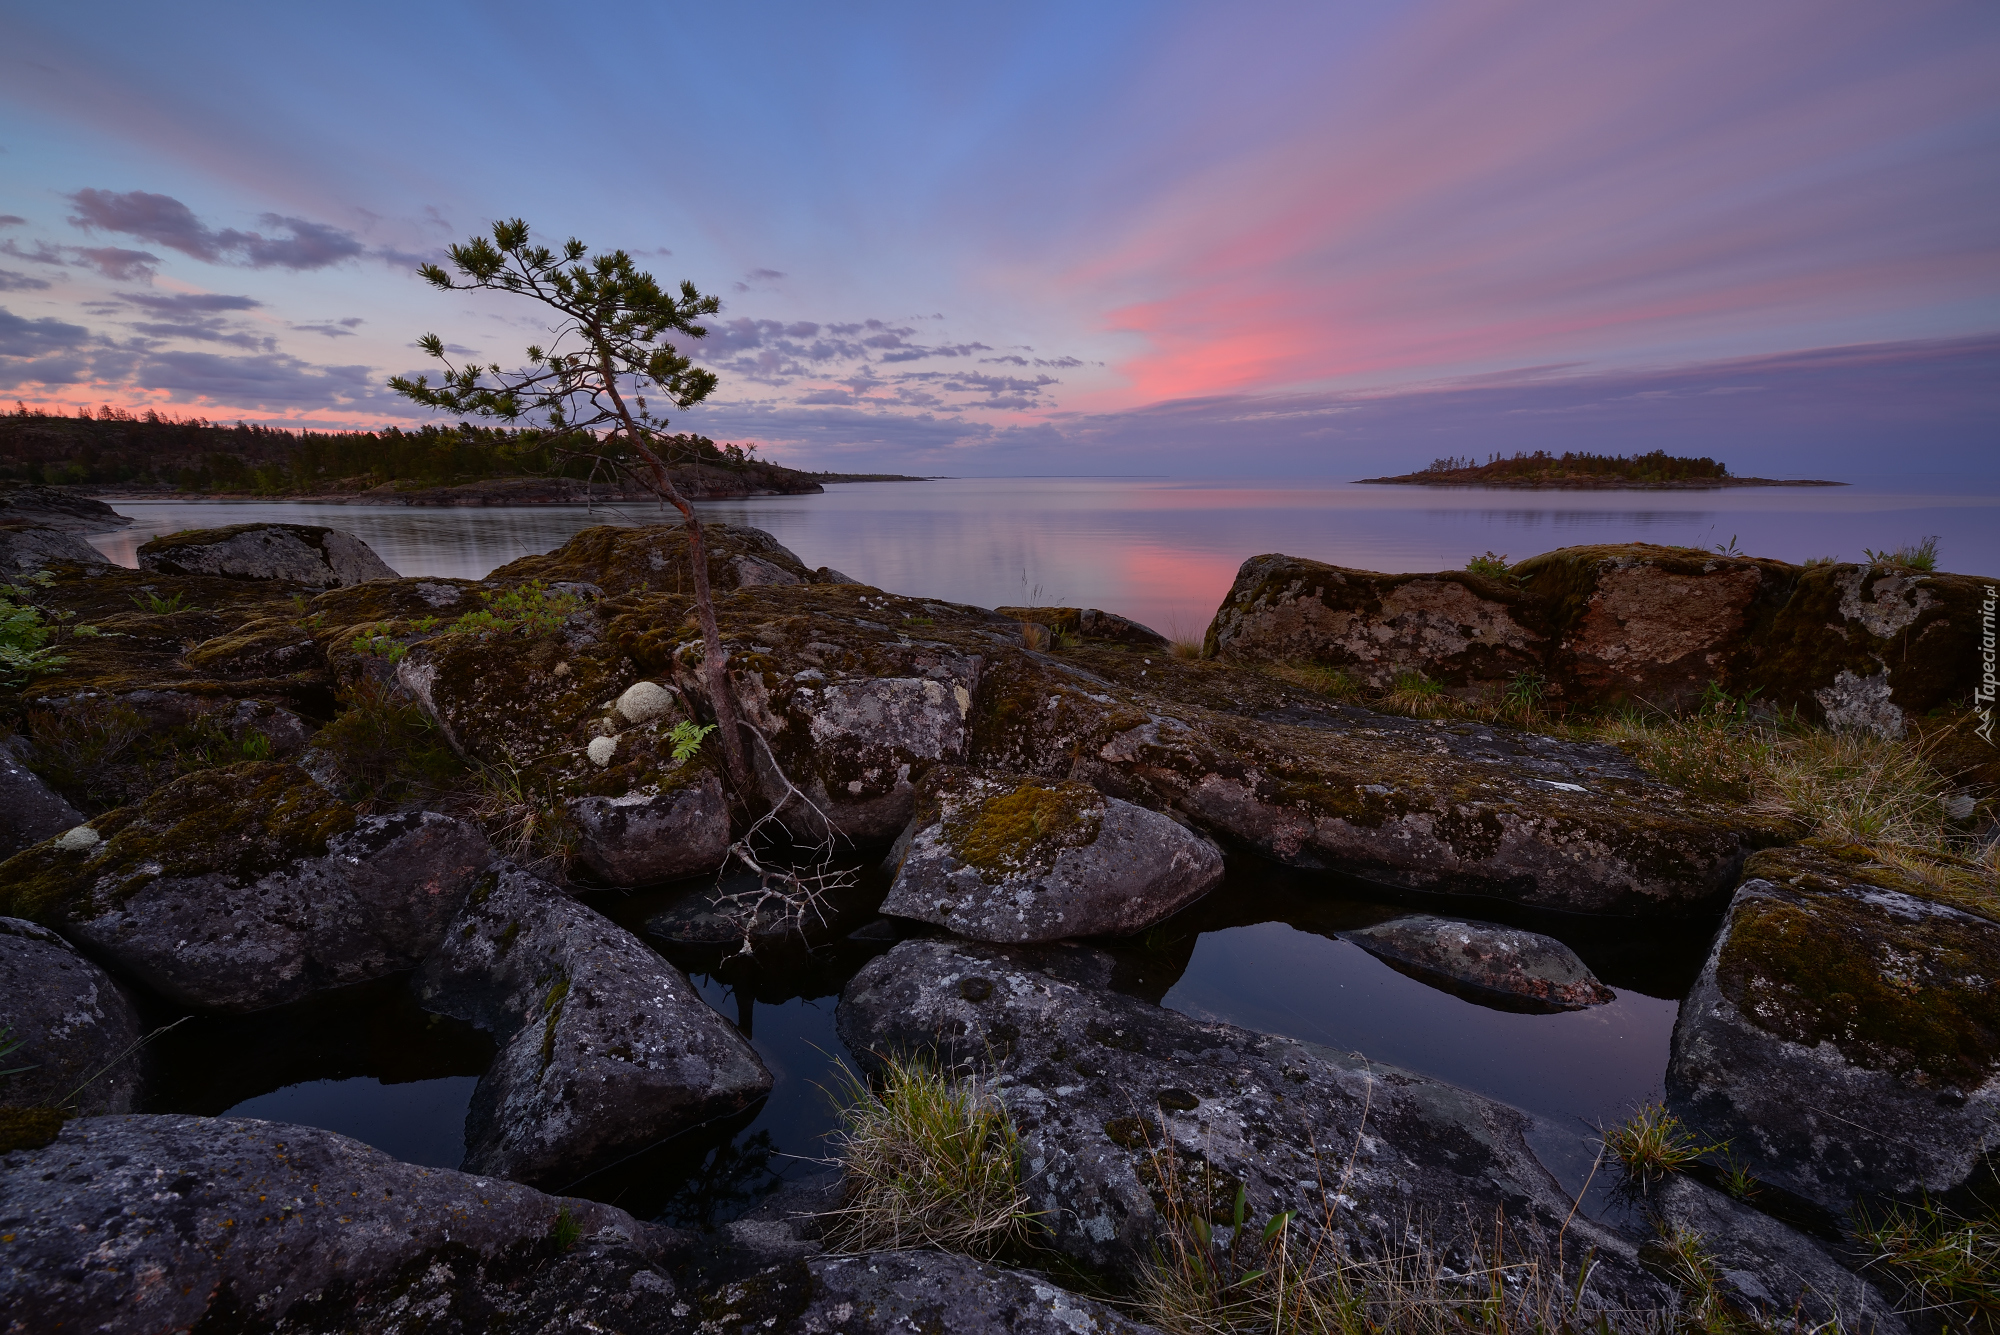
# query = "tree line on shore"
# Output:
<box><xmin>0</xmin><ymin>404</ymin><xmax>768</xmax><ymax>494</ymax></box>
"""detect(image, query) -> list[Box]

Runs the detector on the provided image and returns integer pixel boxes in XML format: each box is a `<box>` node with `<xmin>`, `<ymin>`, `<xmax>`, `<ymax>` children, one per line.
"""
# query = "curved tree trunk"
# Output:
<box><xmin>602</xmin><ymin>396</ymin><xmax>757</xmax><ymax>804</ymax></box>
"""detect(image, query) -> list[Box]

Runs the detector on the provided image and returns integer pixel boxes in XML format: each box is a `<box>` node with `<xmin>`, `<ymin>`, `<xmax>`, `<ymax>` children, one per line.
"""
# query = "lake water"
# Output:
<box><xmin>87</xmin><ymin>474</ymin><xmax>2000</xmax><ymax>642</ymax></box>
<box><xmin>118</xmin><ymin>474</ymin><xmax>1992</xmax><ymax>1230</ymax></box>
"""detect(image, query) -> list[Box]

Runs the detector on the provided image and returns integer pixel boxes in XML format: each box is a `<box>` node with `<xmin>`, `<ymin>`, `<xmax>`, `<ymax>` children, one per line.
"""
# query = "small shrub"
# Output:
<box><xmin>818</xmin><ymin>1055</ymin><xmax>1040</xmax><ymax>1259</ymax></box>
<box><xmin>1607</xmin><ymin>1102</ymin><xmax>1717</xmax><ymax>1186</ymax></box>
<box><xmin>349</xmin><ymin>623</ymin><xmax>410</xmax><ymax>662</ymax></box>
<box><xmin>1854</xmin><ymin>1198</ymin><xmax>1999</xmax><ymax>1329</ymax></box>
<box><xmin>1862</xmin><ymin>536</ymin><xmax>1940</xmax><ymax>572</ymax></box>
<box><xmin>307</xmin><ymin>679</ymin><xmax>467</xmax><ymax>807</ymax></box>
<box><xmin>1464</xmin><ymin>551</ymin><xmax>1511</xmax><ymax>578</ymax></box>
<box><xmin>449</xmin><ymin>581</ymin><xmax>583</xmax><ymax>637</ymax></box>
<box><xmin>128</xmin><ymin>590</ymin><xmax>189</xmax><ymax>615</ymax></box>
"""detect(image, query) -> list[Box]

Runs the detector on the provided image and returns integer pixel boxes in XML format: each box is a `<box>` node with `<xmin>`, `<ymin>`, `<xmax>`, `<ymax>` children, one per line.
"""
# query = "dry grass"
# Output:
<box><xmin>1130</xmin><ymin>1111</ymin><xmax>1735</xmax><ymax>1334</ymax></box>
<box><xmin>1594</xmin><ymin>706</ymin><xmax>1997</xmax><ymax>917</ymax></box>
<box><xmin>1853</xmin><ymin>1199</ymin><xmax>2000</xmax><ymax>1332</ymax></box>
<box><xmin>466</xmin><ymin>760</ymin><xmax>575</xmax><ymax>874</ymax></box>
<box><xmin>817</xmin><ymin>1055</ymin><xmax>1042</xmax><ymax>1260</ymax></box>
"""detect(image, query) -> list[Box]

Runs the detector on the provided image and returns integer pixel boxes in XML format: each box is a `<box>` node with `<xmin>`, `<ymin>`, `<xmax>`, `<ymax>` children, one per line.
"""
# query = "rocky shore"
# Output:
<box><xmin>0</xmin><ymin>517</ymin><xmax>1992</xmax><ymax>1332</ymax></box>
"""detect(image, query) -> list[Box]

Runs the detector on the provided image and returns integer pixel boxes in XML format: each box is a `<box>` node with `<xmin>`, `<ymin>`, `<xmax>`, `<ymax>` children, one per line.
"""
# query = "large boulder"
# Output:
<box><xmin>416</xmin><ymin>865</ymin><xmax>771</xmax><ymax>1188</ymax></box>
<box><xmin>698</xmin><ymin>1251</ymin><xmax>1162</xmax><ymax>1333</ymax></box>
<box><xmin>1343</xmin><ymin>914</ymin><xmax>1615</xmax><ymax>1012</ymax></box>
<box><xmin>487</xmin><ymin>521</ymin><xmax>829</xmax><ymax>598</ymax></box>
<box><xmin>1205</xmin><ymin>555</ymin><xmax>1550</xmax><ymax>699</ymax></box>
<box><xmin>0</xmin><ymin>1114</ymin><xmax>684</xmax><ymax>1334</ymax></box>
<box><xmin>0</xmin><ymin>484</ymin><xmax>129</xmax><ymax>533</ymax></box>
<box><xmin>0</xmin><ymin>762</ymin><xmax>492</xmax><ymax>1012</ymax></box>
<box><xmin>836</xmin><ymin>938</ymin><xmax>1668</xmax><ymax>1313</ymax></box>
<box><xmin>568</xmin><ymin>772</ymin><xmax>732</xmax><ymax>886</ymax></box>
<box><xmin>1511</xmin><ymin>544</ymin><xmax>1798</xmax><ymax>713</ymax></box>
<box><xmin>1745</xmin><ymin>562</ymin><xmax>1999</xmax><ymax>739</ymax></box>
<box><xmin>0</xmin><ymin>520</ymin><xmax>109</xmax><ymax>572</ymax></box>
<box><xmin>0</xmin><ymin>742</ymin><xmax>82</xmax><ymax>858</ymax></box>
<box><xmin>1649</xmin><ymin>1175</ymin><xmax>1910</xmax><ymax>1334</ymax></box>
<box><xmin>1666</xmin><ymin>844</ymin><xmax>2000</xmax><ymax>1212</ymax></box>
<box><xmin>880</xmin><ymin>767</ymin><xmax>1223</xmax><ymax>942</ymax></box>
<box><xmin>0</xmin><ymin>916</ymin><xmax>146</xmax><ymax>1114</ymax></box>
<box><xmin>138</xmin><ymin>522</ymin><xmax>396</xmax><ymax>587</ymax></box>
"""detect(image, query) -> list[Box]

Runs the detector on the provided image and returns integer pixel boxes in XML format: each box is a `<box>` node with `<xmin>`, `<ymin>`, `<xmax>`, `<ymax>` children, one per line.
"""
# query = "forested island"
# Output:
<box><xmin>1358</xmin><ymin>449</ymin><xmax>1842</xmax><ymax>489</ymax></box>
<box><xmin>0</xmin><ymin>406</ymin><xmax>922</xmax><ymax>502</ymax></box>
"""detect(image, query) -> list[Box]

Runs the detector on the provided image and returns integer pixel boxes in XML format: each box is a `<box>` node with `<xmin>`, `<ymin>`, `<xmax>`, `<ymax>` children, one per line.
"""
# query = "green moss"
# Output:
<box><xmin>537</xmin><ymin>973</ymin><xmax>570</xmax><ymax>1077</ymax></box>
<box><xmin>1718</xmin><ymin>880</ymin><xmax>2000</xmax><ymax>1090</ymax></box>
<box><xmin>0</xmin><ymin>762</ymin><xmax>354</xmax><ymax>924</ymax></box>
<box><xmin>307</xmin><ymin>679</ymin><xmax>467</xmax><ymax>805</ymax></box>
<box><xmin>946</xmin><ymin>778</ymin><xmax>1103</xmax><ymax>874</ymax></box>
<box><xmin>0</xmin><ymin>1105</ymin><xmax>70</xmax><ymax>1153</ymax></box>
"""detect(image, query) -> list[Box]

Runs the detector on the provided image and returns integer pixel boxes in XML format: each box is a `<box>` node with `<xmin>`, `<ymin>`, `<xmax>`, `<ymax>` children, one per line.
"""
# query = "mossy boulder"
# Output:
<box><xmin>568</xmin><ymin>771</ymin><xmax>730</xmax><ymax>886</ymax></box>
<box><xmin>1205</xmin><ymin>554</ymin><xmax>1549</xmax><ymax>699</ymax></box>
<box><xmin>1667</xmin><ymin>842</ymin><xmax>2000</xmax><ymax>1210</ymax></box>
<box><xmin>1743</xmin><ymin>563</ymin><xmax>1997</xmax><ymax>738</ymax></box>
<box><xmin>0</xmin><ymin>762</ymin><xmax>492</xmax><ymax>1011</ymax></box>
<box><xmin>1510</xmin><ymin>543</ymin><xmax>1798</xmax><ymax>712</ymax></box>
<box><xmin>182</xmin><ymin>615</ymin><xmax>324</xmax><ymax>679</ymax></box>
<box><xmin>0</xmin><ymin>915</ymin><xmax>147</xmax><ymax>1114</ymax></box>
<box><xmin>137</xmin><ymin>522</ymin><xmax>395</xmax><ymax>588</ymax></box>
<box><xmin>880</xmin><ymin>766</ymin><xmax>1223</xmax><ymax>942</ymax></box>
<box><xmin>416</xmin><ymin>865</ymin><xmax>771</xmax><ymax>1188</ymax></box>
<box><xmin>487</xmin><ymin>522</ymin><xmax>826</xmax><ymax>598</ymax></box>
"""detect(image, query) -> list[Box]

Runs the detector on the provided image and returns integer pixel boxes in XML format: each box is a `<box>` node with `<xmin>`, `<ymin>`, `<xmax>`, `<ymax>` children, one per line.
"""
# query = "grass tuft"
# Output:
<box><xmin>1606</xmin><ymin>1103</ymin><xmax>1718</xmax><ymax>1188</ymax></box>
<box><xmin>817</xmin><ymin>1054</ymin><xmax>1041</xmax><ymax>1260</ymax></box>
<box><xmin>1861</xmin><ymin>536</ymin><xmax>1940</xmax><ymax>573</ymax></box>
<box><xmin>1854</xmin><ymin>1198</ymin><xmax>1999</xmax><ymax>1330</ymax></box>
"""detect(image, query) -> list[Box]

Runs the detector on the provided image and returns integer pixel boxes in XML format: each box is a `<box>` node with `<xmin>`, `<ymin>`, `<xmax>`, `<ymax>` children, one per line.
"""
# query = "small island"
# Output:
<box><xmin>1356</xmin><ymin>449</ymin><xmax>1842</xmax><ymax>489</ymax></box>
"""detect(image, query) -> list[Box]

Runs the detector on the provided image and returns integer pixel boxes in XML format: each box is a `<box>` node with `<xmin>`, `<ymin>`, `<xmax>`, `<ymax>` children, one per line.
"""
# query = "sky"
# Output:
<box><xmin>1</xmin><ymin>1</ymin><xmax>1994</xmax><ymax>478</ymax></box>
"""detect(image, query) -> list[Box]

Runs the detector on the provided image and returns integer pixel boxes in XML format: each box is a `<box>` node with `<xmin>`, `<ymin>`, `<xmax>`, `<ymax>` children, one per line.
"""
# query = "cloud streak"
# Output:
<box><xmin>67</xmin><ymin>189</ymin><xmax>367</xmax><ymax>270</ymax></box>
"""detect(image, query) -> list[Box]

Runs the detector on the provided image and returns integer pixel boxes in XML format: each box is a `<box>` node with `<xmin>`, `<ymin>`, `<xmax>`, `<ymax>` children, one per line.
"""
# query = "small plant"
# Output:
<box><xmin>1801</xmin><ymin>555</ymin><xmax>1837</xmax><ymax>569</ymax></box>
<box><xmin>817</xmin><ymin>1054</ymin><xmax>1040</xmax><ymax>1259</ymax></box>
<box><xmin>668</xmin><ymin>719</ymin><xmax>714</xmax><ymax>763</ymax></box>
<box><xmin>2</xmin><ymin>579</ymin><xmax>107</xmax><ymax>687</ymax></box>
<box><xmin>1168</xmin><ymin>637</ymin><xmax>1203</xmax><ymax>661</ymax></box>
<box><xmin>1380</xmin><ymin>668</ymin><xmax>1447</xmax><ymax>718</ymax></box>
<box><xmin>1854</xmin><ymin>1198</ymin><xmax>1999</xmax><ymax>1329</ymax></box>
<box><xmin>1500</xmin><ymin>668</ymin><xmax>1547</xmax><ymax>723</ymax></box>
<box><xmin>128</xmin><ymin>590</ymin><xmax>189</xmax><ymax>615</ymax></box>
<box><xmin>1717</xmin><ymin>1150</ymin><xmax>1760</xmax><ymax>1203</ymax></box>
<box><xmin>1465</xmin><ymin>551</ymin><xmax>1512</xmax><ymax>578</ymax></box>
<box><xmin>1713</xmin><ymin>534</ymin><xmax>1742</xmax><ymax>557</ymax></box>
<box><xmin>305</xmin><ymin>679</ymin><xmax>468</xmax><ymax>807</ymax></box>
<box><xmin>1862</xmin><ymin>536</ymin><xmax>1940</xmax><ymax>572</ymax></box>
<box><xmin>0</xmin><ymin>1025</ymin><xmax>36</xmax><ymax>1078</ymax></box>
<box><xmin>449</xmin><ymin>581</ymin><xmax>583</xmax><ymax>637</ymax></box>
<box><xmin>469</xmin><ymin>761</ymin><xmax>574</xmax><ymax>872</ymax></box>
<box><xmin>1606</xmin><ymin>1102</ymin><xmax>1717</xmax><ymax>1186</ymax></box>
<box><xmin>348</xmin><ymin>625</ymin><xmax>410</xmax><ymax>662</ymax></box>
<box><xmin>550</xmin><ymin>1203</ymin><xmax>581</xmax><ymax>1251</ymax></box>
<box><xmin>1647</xmin><ymin>1226</ymin><xmax>1744</xmax><ymax>1332</ymax></box>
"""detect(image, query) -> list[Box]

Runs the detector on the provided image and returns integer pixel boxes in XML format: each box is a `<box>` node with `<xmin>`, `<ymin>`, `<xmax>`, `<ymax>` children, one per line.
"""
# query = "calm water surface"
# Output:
<box><xmin>90</xmin><ymin>474</ymin><xmax>1999</xmax><ymax>639</ymax></box>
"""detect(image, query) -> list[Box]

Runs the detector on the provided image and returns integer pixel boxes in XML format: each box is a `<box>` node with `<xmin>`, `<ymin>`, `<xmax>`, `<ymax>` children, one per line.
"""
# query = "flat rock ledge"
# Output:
<box><xmin>0</xmin><ymin>1114</ymin><xmax>680</xmax><ymax>1335</ymax></box>
<box><xmin>881</xmin><ymin>767</ymin><xmax>1224</xmax><ymax>942</ymax></box>
<box><xmin>1344</xmin><ymin>913</ymin><xmax>1615</xmax><ymax>1012</ymax></box>
<box><xmin>417</xmin><ymin>865</ymin><xmax>772</xmax><ymax>1188</ymax></box>
<box><xmin>836</xmin><ymin>937</ymin><xmax>1668</xmax><ymax>1314</ymax></box>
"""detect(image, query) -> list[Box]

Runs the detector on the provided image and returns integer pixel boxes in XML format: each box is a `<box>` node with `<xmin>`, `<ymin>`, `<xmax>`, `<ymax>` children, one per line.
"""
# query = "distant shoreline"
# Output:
<box><xmin>1353</xmin><ymin>475</ymin><xmax>1845</xmax><ymax>490</ymax></box>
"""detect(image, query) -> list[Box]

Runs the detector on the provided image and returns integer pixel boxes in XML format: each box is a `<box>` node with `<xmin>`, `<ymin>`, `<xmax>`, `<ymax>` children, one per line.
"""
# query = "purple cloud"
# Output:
<box><xmin>0</xmin><ymin>270</ymin><xmax>50</xmax><ymax>292</ymax></box>
<box><xmin>67</xmin><ymin>189</ymin><xmax>366</xmax><ymax>271</ymax></box>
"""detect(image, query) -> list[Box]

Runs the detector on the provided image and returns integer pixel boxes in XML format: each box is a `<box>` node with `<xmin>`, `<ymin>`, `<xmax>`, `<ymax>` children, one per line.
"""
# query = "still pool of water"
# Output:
<box><xmin>148</xmin><ymin>854</ymin><xmax>1715</xmax><ymax>1230</ymax></box>
<box><xmin>86</xmin><ymin>473</ymin><xmax>1999</xmax><ymax>640</ymax></box>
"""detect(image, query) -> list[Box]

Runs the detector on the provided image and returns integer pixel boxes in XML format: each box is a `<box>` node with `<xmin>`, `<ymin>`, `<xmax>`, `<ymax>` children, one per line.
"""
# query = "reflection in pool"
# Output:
<box><xmin>150</xmin><ymin>851</ymin><xmax>1721</xmax><ymax>1230</ymax></box>
<box><xmin>223</xmin><ymin>1076</ymin><xmax>481</xmax><ymax>1170</ymax></box>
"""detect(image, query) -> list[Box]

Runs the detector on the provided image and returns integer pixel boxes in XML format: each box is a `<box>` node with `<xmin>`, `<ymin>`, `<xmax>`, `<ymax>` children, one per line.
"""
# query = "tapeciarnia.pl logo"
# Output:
<box><xmin>1977</xmin><ymin>583</ymin><xmax>1997</xmax><ymax>745</ymax></box>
